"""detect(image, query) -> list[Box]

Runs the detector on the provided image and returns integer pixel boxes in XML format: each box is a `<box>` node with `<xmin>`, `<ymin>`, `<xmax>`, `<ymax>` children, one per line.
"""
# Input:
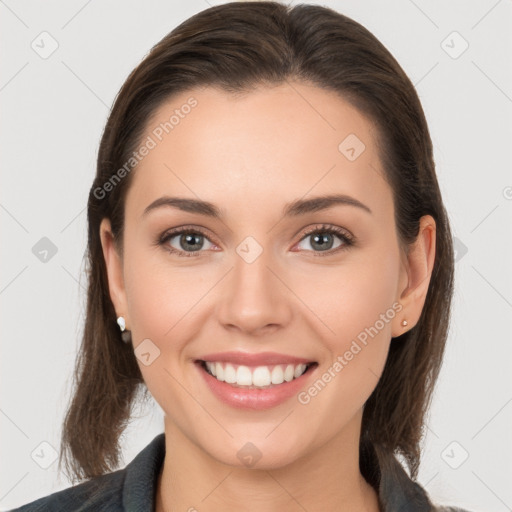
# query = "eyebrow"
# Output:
<box><xmin>141</xmin><ymin>193</ymin><xmax>372</xmax><ymax>219</ymax></box>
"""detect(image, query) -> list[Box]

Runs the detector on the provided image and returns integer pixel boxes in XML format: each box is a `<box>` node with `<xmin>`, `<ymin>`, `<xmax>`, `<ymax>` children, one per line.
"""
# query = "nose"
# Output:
<box><xmin>216</xmin><ymin>249</ymin><xmax>293</xmax><ymax>336</ymax></box>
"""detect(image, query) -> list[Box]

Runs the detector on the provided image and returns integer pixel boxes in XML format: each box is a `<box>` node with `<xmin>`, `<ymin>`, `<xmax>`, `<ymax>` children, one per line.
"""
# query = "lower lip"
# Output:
<box><xmin>195</xmin><ymin>361</ymin><xmax>318</xmax><ymax>410</ymax></box>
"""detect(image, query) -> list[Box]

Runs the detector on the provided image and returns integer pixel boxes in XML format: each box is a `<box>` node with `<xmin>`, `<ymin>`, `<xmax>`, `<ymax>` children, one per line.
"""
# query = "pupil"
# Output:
<box><xmin>312</xmin><ymin>233</ymin><xmax>333</xmax><ymax>251</ymax></box>
<box><xmin>181</xmin><ymin>233</ymin><xmax>203</xmax><ymax>251</ymax></box>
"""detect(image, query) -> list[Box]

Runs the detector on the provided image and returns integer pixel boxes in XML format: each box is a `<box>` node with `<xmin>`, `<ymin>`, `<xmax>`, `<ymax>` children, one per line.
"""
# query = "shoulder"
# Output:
<box><xmin>7</xmin><ymin>469</ymin><xmax>125</xmax><ymax>512</ymax></box>
<box><xmin>370</xmin><ymin>445</ymin><xmax>474</xmax><ymax>512</ymax></box>
<box><xmin>8</xmin><ymin>433</ymin><xmax>166</xmax><ymax>512</ymax></box>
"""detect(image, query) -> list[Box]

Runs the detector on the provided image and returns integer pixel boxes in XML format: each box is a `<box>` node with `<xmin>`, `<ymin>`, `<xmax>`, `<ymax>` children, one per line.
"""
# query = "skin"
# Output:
<box><xmin>100</xmin><ymin>81</ymin><xmax>435</xmax><ymax>512</ymax></box>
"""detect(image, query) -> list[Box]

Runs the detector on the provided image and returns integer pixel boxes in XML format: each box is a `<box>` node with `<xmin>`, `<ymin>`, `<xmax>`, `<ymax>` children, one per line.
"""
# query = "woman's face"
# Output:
<box><xmin>101</xmin><ymin>82</ymin><xmax>429</xmax><ymax>469</ymax></box>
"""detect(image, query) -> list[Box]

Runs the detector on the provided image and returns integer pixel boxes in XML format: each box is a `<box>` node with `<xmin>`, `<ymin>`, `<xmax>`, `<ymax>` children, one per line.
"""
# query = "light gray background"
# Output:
<box><xmin>1</xmin><ymin>1</ymin><xmax>511</xmax><ymax>510</ymax></box>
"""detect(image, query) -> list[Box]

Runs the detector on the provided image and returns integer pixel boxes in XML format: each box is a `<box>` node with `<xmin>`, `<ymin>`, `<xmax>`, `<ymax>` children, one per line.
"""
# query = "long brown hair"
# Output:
<box><xmin>59</xmin><ymin>1</ymin><xmax>454</xmax><ymax>485</ymax></box>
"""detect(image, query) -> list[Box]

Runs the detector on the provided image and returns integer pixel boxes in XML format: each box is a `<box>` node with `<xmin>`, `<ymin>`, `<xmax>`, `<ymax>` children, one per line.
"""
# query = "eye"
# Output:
<box><xmin>295</xmin><ymin>224</ymin><xmax>354</xmax><ymax>256</ymax></box>
<box><xmin>158</xmin><ymin>227</ymin><xmax>217</xmax><ymax>257</ymax></box>
<box><xmin>156</xmin><ymin>223</ymin><xmax>355</xmax><ymax>258</ymax></box>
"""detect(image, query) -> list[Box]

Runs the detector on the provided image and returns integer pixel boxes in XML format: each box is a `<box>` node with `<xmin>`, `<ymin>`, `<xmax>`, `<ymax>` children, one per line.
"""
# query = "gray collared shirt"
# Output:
<box><xmin>9</xmin><ymin>433</ymin><xmax>472</xmax><ymax>511</ymax></box>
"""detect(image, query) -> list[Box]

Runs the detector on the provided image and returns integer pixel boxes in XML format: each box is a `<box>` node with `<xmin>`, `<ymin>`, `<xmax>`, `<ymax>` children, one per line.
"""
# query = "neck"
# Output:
<box><xmin>155</xmin><ymin>411</ymin><xmax>380</xmax><ymax>512</ymax></box>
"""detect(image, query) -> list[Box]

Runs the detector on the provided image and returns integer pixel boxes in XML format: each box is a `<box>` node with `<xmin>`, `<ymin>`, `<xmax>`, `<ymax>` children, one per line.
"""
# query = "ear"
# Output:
<box><xmin>392</xmin><ymin>215</ymin><xmax>436</xmax><ymax>337</ymax></box>
<box><xmin>99</xmin><ymin>218</ymin><xmax>129</xmax><ymax>329</ymax></box>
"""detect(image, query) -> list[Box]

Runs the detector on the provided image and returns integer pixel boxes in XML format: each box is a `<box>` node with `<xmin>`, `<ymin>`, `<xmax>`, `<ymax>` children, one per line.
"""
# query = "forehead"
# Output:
<box><xmin>125</xmin><ymin>82</ymin><xmax>392</xmax><ymax>220</ymax></box>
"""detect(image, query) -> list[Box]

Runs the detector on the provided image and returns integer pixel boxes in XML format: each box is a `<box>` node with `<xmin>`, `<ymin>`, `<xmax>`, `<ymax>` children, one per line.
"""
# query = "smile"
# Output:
<box><xmin>200</xmin><ymin>360</ymin><xmax>314</xmax><ymax>389</ymax></box>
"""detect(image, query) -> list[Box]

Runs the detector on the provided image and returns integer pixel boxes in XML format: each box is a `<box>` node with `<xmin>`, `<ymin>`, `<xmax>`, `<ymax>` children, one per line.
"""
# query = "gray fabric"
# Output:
<box><xmin>9</xmin><ymin>433</ymin><xmax>473</xmax><ymax>511</ymax></box>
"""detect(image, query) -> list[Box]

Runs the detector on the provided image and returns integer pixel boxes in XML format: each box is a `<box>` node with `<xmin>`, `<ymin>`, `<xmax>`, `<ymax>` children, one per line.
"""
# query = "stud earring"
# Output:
<box><xmin>401</xmin><ymin>319</ymin><xmax>408</xmax><ymax>327</ymax></box>
<box><xmin>117</xmin><ymin>316</ymin><xmax>132</xmax><ymax>343</ymax></box>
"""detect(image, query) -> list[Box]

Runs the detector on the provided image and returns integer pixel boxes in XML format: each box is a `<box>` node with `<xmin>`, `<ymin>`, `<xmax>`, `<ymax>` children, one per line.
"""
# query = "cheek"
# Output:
<box><xmin>294</xmin><ymin>252</ymin><xmax>400</xmax><ymax>428</ymax></box>
<box><xmin>123</xmin><ymin>243</ymin><xmax>211</xmax><ymax>341</ymax></box>
<box><xmin>121</xmin><ymin>247</ymin><xmax>208</xmax><ymax>406</ymax></box>
<box><xmin>295</xmin><ymin>242</ymin><xmax>400</xmax><ymax>344</ymax></box>
<box><xmin>293</xmin><ymin>240</ymin><xmax>400</xmax><ymax>403</ymax></box>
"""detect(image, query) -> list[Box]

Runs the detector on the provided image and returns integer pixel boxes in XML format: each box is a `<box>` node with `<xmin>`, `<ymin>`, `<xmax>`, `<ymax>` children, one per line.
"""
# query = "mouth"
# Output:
<box><xmin>195</xmin><ymin>359</ymin><xmax>319</xmax><ymax>390</ymax></box>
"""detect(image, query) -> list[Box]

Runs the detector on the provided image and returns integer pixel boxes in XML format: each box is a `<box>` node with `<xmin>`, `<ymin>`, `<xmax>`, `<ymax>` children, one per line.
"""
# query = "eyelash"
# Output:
<box><xmin>156</xmin><ymin>224</ymin><xmax>355</xmax><ymax>258</ymax></box>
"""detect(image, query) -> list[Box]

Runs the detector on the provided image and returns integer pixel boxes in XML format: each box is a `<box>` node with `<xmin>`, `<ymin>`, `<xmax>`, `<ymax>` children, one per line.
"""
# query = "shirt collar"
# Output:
<box><xmin>374</xmin><ymin>448</ymin><xmax>434</xmax><ymax>511</ymax></box>
<box><xmin>122</xmin><ymin>433</ymin><xmax>166</xmax><ymax>511</ymax></box>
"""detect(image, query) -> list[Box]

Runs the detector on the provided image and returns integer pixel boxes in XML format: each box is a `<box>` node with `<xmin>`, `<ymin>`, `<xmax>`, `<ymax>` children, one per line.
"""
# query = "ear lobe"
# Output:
<box><xmin>392</xmin><ymin>215</ymin><xmax>436</xmax><ymax>337</ymax></box>
<box><xmin>99</xmin><ymin>218</ymin><xmax>128</xmax><ymax>326</ymax></box>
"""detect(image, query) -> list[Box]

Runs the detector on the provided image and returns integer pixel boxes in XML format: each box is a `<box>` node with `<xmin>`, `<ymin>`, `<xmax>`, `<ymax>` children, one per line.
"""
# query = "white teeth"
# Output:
<box><xmin>284</xmin><ymin>364</ymin><xmax>295</xmax><ymax>382</ymax></box>
<box><xmin>215</xmin><ymin>362</ymin><xmax>224</xmax><ymax>381</ymax></box>
<box><xmin>224</xmin><ymin>364</ymin><xmax>237</xmax><ymax>384</ymax></box>
<box><xmin>252</xmin><ymin>366</ymin><xmax>271</xmax><ymax>387</ymax></box>
<box><xmin>203</xmin><ymin>362</ymin><xmax>309</xmax><ymax>388</ymax></box>
<box><xmin>271</xmin><ymin>365</ymin><xmax>284</xmax><ymax>384</ymax></box>
<box><xmin>236</xmin><ymin>366</ymin><xmax>253</xmax><ymax>386</ymax></box>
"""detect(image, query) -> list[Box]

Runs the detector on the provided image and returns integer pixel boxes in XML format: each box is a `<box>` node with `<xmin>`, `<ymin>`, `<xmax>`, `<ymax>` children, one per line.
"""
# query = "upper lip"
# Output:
<box><xmin>197</xmin><ymin>351</ymin><xmax>316</xmax><ymax>366</ymax></box>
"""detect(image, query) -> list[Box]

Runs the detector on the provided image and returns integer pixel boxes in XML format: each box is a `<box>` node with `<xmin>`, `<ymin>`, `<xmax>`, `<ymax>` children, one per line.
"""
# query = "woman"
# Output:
<box><xmin>11</xmin><ymin>2</ymin><xmax>472</xmax><ymax>511</ymax></box>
